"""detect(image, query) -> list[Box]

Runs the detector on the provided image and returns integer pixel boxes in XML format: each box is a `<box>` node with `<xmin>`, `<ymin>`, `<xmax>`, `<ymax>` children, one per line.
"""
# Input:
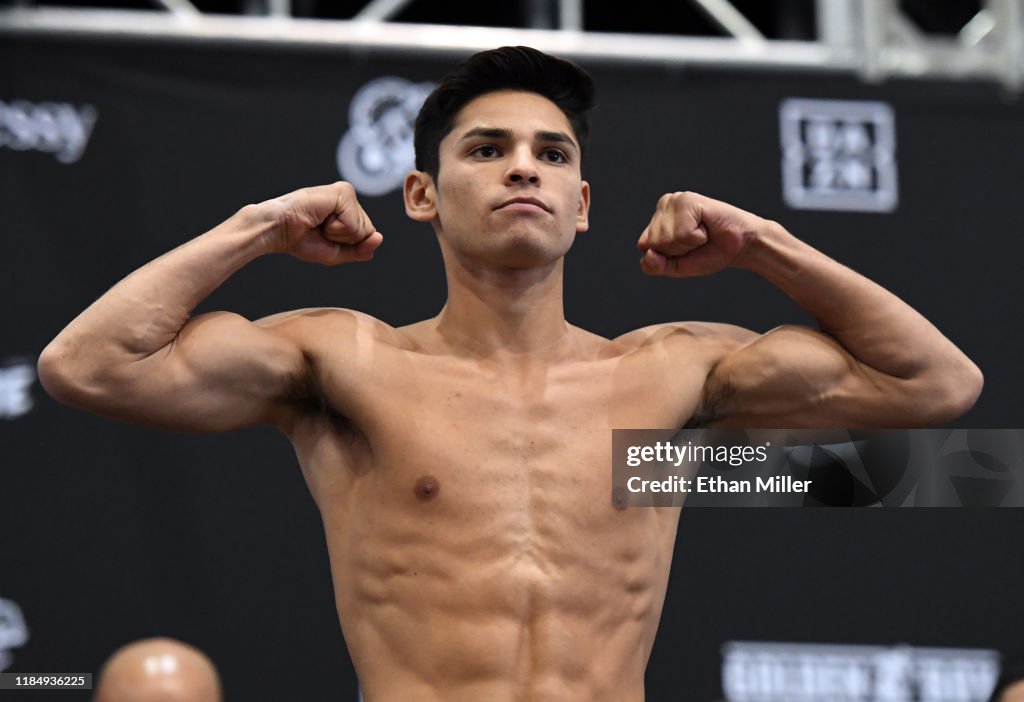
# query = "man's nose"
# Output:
<box><xmin>504</xmin><ymin>146</ymin><xmax>540</xmax><ymax>185</ymax></box>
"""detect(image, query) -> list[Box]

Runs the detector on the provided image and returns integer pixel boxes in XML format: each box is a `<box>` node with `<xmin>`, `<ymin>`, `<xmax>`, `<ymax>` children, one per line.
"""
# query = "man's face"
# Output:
<box><xmin>417</xmin><ymin>90</ymin><xmax>590</xmax><ymax>269</ymax></box>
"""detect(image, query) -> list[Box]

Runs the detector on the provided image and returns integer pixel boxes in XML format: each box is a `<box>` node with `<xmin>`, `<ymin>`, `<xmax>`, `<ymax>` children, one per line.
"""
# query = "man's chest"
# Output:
<box><xmin>340</xmin><ymin>351</ymin><xmax>699</xmax><ymax>443</ymax></box>
<box><xmin>296</xmin><ymin>352</ymin><xmax>688</xmax><ymax>574</ymax></box>
<box><xmin>307</xmin><ymin>353</ymin><xmax>700</xmax><ymax>503</ymax></box>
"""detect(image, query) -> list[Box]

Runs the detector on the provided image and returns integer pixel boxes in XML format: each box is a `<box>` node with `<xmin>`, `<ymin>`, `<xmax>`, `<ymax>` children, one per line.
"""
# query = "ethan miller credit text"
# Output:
<box><xmin>626</xmin><ymin>474</ymin><xmax>812</xmax><ymax>494</ymax></box>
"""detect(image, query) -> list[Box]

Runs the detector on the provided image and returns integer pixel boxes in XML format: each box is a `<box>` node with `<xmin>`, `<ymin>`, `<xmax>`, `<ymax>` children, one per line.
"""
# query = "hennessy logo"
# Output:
<box><xmin>0</xmin><ymin>100</ymin><xmax>98</xmax><ymax>164</ymax></box>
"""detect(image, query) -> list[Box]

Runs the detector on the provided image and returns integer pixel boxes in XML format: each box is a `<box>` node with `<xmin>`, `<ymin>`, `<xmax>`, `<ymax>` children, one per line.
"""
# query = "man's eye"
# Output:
<box><xmin>473</xmin><ymin>145</ymin><xmax>499</xmax><ymax>158</ymax></box>
<box><xmin>542</xmin><ymin>149</ymin><xmax>567</xmax><ymax>163</ymax></box>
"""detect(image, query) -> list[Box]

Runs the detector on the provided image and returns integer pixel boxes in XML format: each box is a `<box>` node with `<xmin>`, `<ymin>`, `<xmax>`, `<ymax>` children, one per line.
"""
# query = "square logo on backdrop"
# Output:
<box><xmin>780</xmin><ymin>98</ymin><xmax>898</xmax><ymax>213</ymax></box>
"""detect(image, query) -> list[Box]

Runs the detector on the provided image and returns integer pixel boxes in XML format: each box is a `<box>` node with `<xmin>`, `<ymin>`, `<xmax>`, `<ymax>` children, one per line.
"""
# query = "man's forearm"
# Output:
<box><xmin>737</xmin><ymin>221</ymin><xmax>978</xmax><ymax>384</ymax></box>
<box><xmin>42</xmin><ymin>204</ymin><xmax>274</xmax><ymax>369</ymax></box>
<box><xmin>38</xmin><ymin>182</ymin><xmax>380</xmax><ymax>424</ymax></box>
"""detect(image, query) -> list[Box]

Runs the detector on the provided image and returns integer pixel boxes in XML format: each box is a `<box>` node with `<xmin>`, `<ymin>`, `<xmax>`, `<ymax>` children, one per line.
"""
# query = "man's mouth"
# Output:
<box><xmin>497</xmin><ymin>197</ymin><xmax>551</xmax><ymax>213</ymax></box>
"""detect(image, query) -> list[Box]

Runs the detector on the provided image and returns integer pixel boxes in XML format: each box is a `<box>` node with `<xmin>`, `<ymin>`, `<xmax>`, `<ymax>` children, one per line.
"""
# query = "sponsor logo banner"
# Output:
<box><xmin>0</xmin><ymin>100</ymin><xmax>97</xmax><ymax>164</ymax></box>
<box><xmin>337</xmin><ymin>77</ymin><xmax>434</xmax><ymax>196</ymax></box>
<box><xmin>780</xmin><ymin>98</ymin><xmax>897</xmax><ymax>213</ymax></box>
<box><xmin>723</xmin><ymin>641</ymin><xmax>998</xmax><ymax>702</ymax></box>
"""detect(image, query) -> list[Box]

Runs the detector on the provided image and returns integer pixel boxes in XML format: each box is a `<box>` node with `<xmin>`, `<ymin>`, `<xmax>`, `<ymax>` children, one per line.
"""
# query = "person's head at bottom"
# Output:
<box><xmin>990</xmin><ymin>663</ymin><xmax>1024</xmax><ymax>702</ymax></box>
<box><xmin>93</xmin><ymin>637</ymin><xmax>221</xmax><ymax>702</ymax></box>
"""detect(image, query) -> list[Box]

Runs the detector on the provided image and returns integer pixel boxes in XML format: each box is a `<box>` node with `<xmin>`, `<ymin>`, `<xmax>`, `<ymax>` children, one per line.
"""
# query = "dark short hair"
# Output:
<box><xmin>413</xmin><ymin>46</ymin><xmax>595</xmax><ymax>180</ymax></box>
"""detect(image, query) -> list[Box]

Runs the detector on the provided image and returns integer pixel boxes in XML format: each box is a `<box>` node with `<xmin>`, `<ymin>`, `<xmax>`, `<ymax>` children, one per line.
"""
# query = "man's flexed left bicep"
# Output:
<box><xmin>637</xmin><ymin>191</ymin><xmax>983</xmax><ymax>429</ymax></box>
<box><xmin>697</xmin><ymin>324</ymin><xmax>966</xmax><ymax>428</ymax></box>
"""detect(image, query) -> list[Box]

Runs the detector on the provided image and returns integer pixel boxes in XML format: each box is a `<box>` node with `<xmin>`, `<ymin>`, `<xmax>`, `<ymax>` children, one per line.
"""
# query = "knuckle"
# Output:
<box><xmin>275</xmin><ymin>192</ymin><xmax>295</xmax><ymax>210</ymax></box>
<box><xmin>661</xmin><ymin>192</ymin><xmax>689</xmax><ymax>209</ymax></box>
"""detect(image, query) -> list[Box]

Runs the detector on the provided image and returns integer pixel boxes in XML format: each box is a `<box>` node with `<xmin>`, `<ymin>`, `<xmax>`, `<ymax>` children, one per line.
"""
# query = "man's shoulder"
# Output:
<box><xmin>253</xmin><ymin>307</ymin><xmax>413</xmax><ymax>350</ymax></box>
<box><xmin>612</xmin><ymin>321</ymin><xmax>760</xmax><ymax>354</ymax></box>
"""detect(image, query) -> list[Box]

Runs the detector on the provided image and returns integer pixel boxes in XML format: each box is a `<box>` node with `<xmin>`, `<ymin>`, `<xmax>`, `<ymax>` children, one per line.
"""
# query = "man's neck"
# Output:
<box><xmin>433</xmin><ymin>255</ymin><xmax>577</xmax><ymax>363</ymax></box>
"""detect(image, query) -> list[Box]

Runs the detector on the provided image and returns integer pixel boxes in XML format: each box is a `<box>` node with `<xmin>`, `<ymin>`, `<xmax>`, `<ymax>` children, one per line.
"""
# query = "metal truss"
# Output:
<box><xmin>818</xmin><ymin>0</ymin><xmax>1024</xmax><ymax>91</ymax></box>
<box><xmin>1</xmin><ymin>0</ymin><xmax>1022</xmax><ymax>91</ymax></box>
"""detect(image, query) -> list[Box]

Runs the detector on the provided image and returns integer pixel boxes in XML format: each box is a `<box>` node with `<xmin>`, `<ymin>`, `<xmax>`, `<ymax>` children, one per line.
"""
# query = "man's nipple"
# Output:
<box><xmin>414</xmin><ymin>475</ymin><xmax>441</xmax><ymax>501</ymax></box>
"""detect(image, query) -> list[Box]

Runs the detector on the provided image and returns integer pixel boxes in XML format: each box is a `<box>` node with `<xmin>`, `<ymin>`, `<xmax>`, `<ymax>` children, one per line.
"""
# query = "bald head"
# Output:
<box><xmin>93</xmin><ymin>638</ymin><xmax>221</xmax><ymax>702</ymax></box>
<box><xmin>1002</xmin><ymin>680</ymin><xmax>1024</xmax><ymax>702</ymax></box>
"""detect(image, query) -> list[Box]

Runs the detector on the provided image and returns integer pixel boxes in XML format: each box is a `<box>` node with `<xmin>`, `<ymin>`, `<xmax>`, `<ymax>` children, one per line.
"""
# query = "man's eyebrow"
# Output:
<box><xmin>536</xmin><ymin>130</ymin><xmax>578</xmax><ymax>150</ymax></box>
<box><xmin>458</xmin><ymin>127</ymin><xmax>578</xmax><ymax>151</ymax></box>
<box><xmin>459</xmin><ymin>127</ymin><xmax>513</xmax><ymax>142</ymax></box>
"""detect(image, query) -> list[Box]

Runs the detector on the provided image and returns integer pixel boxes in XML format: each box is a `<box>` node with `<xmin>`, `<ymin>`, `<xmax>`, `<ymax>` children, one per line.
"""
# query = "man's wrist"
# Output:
<box><xmin>732</xmin><ymin>219</ymin><xmax>801</xmax><ymax>276</ymax></box>
<box><xmin>232</xmin><ymin>201</ymin><xmax>285</xmax><ymax>257</ymax></box>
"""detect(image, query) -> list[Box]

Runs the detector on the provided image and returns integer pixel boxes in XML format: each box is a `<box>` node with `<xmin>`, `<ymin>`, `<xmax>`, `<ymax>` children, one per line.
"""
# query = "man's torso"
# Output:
<box><xmin>281</xmin><ymin>310</ymin><xmax>730</xmax><ymax>701</ymax></box>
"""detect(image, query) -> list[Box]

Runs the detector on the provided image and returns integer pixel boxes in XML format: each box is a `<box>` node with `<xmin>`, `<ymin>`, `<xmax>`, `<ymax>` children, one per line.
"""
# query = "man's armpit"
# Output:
<box><xmin>282</xmin><ymin>350</ymin><xmax>322</xmax><ymax>407</ymax></box>
<box><xmin>684</xmin><ymin>361</ymin><xmax>735</xmax><ymax>428</ymax></box>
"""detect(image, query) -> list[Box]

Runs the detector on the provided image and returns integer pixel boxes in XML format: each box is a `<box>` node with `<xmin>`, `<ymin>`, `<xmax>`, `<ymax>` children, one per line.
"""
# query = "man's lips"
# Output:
<box><xmin>496</xmin><ymin>197</ymin><xmax>551</xmax><ymax>213</ymax></box>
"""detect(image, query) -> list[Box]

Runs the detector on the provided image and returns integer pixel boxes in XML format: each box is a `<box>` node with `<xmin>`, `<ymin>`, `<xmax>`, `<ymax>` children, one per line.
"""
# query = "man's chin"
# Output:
<box><xmin>491</xmin><ymin>229</ymin><xmax>574</xmax><ymax>263</ymax></box>
<box><xmin>484</xmin><ymin>240</ymin><xmax>571</xmax><ymax>270</ymax></box>
<box><xmin>440</xmin><ymin>227</ymin><xmax>575</xmax><ymax>270</ymax></box>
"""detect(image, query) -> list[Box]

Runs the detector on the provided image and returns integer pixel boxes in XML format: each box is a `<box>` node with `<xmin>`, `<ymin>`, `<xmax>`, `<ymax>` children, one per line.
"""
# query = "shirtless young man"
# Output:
<box><xmin>38</xmin><ymin>47</ymin><xmax>982</xmax><ymax>701</ymax></box>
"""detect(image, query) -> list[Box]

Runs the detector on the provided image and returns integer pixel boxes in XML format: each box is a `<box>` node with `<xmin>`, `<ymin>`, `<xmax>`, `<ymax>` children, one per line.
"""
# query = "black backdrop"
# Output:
<box><xmin>2</xmin><ymin>35</ymin><xmax>1023</xmax><ymax>701</ymax></box>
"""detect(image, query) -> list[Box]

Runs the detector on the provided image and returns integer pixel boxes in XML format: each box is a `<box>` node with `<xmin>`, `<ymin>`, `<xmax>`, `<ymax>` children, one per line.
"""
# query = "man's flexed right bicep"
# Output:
<box><xmin>41</xmin><ymin>310</ymin><xmax>317</xmax><ymax>431</ymax></box>
<box><xmin>37</xmin><ymin>181</ymin><xmax>382</xmax><ymax>432</ymax></box>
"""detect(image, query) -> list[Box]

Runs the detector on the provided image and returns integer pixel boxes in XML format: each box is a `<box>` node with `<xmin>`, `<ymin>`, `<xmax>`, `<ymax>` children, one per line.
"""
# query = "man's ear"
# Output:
<box><xmin>576</xmin><ymin>180</ymin><xmax>591</xmax><ymax>233</ymax></box>
<box><xmin>404</xmin><ymin>170</ymin><xmax>437</xmax><ymax>222</ymax></box>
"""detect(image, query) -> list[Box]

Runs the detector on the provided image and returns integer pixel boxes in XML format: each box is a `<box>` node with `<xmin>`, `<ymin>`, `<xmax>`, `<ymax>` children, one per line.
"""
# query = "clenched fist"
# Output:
<box><xmin>257</xmin><ymin>181</ymin><xmax>383</xmax><ymax>265</ymax></box>
<box><xmin>637</xmin><ymin>191</ymin><xmax>768</xmax><ymax>277</ymax></box>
